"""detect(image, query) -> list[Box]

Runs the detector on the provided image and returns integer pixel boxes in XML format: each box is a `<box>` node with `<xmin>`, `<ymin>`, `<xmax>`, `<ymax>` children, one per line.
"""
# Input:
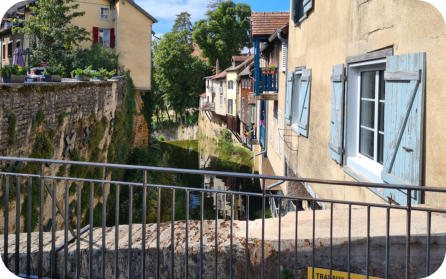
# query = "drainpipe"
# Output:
<box><xmin>249</xmin><ymin>150</ymin><xmax>266</xmax><ymax>161</ymax></box>
<box><xmin>277</xmin><ymin>30</ymin><xmax>287</xmax><ymax>44</ymax></box>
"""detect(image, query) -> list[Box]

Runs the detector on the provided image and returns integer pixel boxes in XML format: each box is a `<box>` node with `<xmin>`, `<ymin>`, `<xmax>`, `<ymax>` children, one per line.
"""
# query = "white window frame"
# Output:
<box><xmin>98</xmin><ymin>28</ymin><xmax>111</xmax><ymax>48</ymax></box>
<box><xmin>100</xmin><ymin>6</ymin><xmax>110</xmax><ymax>20</ymax></box>
<box><xmin>290</xmin><ymin>69</ymin><xmax>303</xmax><ymax>134</ymax></box>
<box><xmin>345</xmin><ymin>59</ymin><xmax>386</xmax><ymax>183</ymax></box>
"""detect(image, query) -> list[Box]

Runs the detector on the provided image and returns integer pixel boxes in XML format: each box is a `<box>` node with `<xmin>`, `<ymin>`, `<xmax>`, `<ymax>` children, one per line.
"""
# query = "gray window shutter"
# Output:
<box><xmin>328</xmin><ymin>64</ymin><xmax>345</xmax><ymax>165</ymax></box>
<box><xmin>381</xmin><ymin>52</ymin><xmax>425</xmax><ymax>205</ymax></box>
<box><xmin>281</xmin><ymin>42</ymin><xmax>288</xmax><ymax>73</ymax></box>
<box><xmin>303</xmin><ymin>0</ymin><xmax>313</xmax><ymax>15</ymax></box>
<box><xmin>297</xmin><ymin>69</ymin><xmax>311</xmax><ymax>137</ymax></box>
<box><xmin>285</xmin><ymin>72</ymin><xmax>294</xmax><ymax>125</ymax></box>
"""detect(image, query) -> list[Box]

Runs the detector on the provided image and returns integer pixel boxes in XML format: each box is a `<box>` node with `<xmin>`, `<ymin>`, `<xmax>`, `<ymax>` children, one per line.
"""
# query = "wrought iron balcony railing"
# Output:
<box><xmin>0</xmin><ymin>157</ymin><xmax>445</xmax><ymax>278</ymax></box>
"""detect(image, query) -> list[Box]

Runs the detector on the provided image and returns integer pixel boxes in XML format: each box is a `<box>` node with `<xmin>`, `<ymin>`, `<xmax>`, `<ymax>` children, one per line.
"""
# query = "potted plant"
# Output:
<box><xmin>1</xmin><ymin>65</ymin><xmax>27</xmax><ymax>83</ymax></box>
<box><xmin>71</xmin><ymin>66</ymin><xmax>92</xmax><ymax>81</ymax></box>
<box><xmin>43</xmin><ymin>64</ymin><xmax>64</xmax><ymax>82</ymax></box>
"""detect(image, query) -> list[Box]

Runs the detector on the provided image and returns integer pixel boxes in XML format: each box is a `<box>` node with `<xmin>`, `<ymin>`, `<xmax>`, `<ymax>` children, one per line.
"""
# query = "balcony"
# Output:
<box><xmin>201</xmin><ymin>102</ymin><xmax>215</xmax><ymax>112</ymax></box>
<box><xmin>258</xmin><ymin>67</ymin><xmax>278</xmax><ymax>100</ymax></box>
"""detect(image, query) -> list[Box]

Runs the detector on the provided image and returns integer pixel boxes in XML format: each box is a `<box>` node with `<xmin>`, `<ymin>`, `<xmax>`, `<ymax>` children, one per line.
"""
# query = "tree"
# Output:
<box><xmin>173</xmin><ymin>12</ymin><xmax>192</xmax><ymax>33</ymax></box>
<box><xmin>13</xmin><ymin>0</ymin><xmax>89</xmax><ymax>67</ymax></box>
<box><xmin>193</xmin><ymin>1</ymin><xmax>251</xmax><ymax>69</ymax></box>
<box><xmin>153</xmin><ymin>30</ymin><xmax>211</xmax><ymax>118</ymax></box>
<box><xmin>207</xmin><ymin>0</ymin><xmax>223</xmax><ymax>11</ymax></box>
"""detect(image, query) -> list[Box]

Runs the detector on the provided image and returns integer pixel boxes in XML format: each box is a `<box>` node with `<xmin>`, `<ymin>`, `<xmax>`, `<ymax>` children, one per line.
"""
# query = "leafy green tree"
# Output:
<box><xmin>72</xmin><ymin>44</ymin><xmax>119</xmax><ymax>72</ymax></box>
<box><xmin>193</xmin><ymin>1</ymin><xmax>251</xmax><ymax>69</ymax></box>
<box><xmin>153</xmin><ymin>30</ymin><xmax>211</xmax><ymax>118</ymax></box>
<box><xmin>172</xmin><ymin>12</ymin><xmax>192</xmax><ymax>33</ymax></box>
<box><xmin>13</xmin><ymin>0</ymin><xmax>89</xmax><ymax>67</ymax></box>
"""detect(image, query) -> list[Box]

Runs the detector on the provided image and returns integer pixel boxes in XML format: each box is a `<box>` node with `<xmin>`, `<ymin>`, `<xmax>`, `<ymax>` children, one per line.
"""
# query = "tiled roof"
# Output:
<box><xmin>192</xmin><ymin>43</ymin><xmax>207</xmax><ymax>62</ymax></box>
<box><xmin>205</xmin><ymin>71</ymin><xmax>227</xmax><ymax>80</ymax></box>
<box><xmin>232</xmin><ymin>56</ymin><xmax>249</xmax><ymax>63</ymax></box>
<box><xmin>227</xmin><ymin>55</ymin><xmax>254</xmax><ymax>72</ymax></box>
<box><xmin>251</xmin><ymin>12</ymin><xmax>290</xmax><ymax>37</ymax></box>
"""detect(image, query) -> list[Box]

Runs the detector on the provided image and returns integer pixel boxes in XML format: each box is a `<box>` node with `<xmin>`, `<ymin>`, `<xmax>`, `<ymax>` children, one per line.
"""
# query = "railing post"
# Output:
<box><xmin>405</xmin><ymin>190</ymin><xmax>412</xmax><ymax>279</ymax></box>
<box><xmin>38</xmin><ymin>163</ymin><xmax>44</xmax><ymax>279</ymax></box>
<box><xmin>261</xmin><ymin>178</ymin><xmax>265</xmax><ymax>278</ymax></box>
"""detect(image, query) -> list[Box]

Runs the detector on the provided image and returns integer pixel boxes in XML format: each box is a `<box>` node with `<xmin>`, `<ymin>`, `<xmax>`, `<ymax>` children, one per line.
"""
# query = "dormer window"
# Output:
<box><xmin>100</xmin><ymin>6</ymin><xmax>110</xmax><ymax>20</ymax></box>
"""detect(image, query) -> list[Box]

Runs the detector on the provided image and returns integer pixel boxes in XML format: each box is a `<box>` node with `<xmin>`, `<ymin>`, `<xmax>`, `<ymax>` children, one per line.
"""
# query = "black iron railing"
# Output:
<box><xmin>0</xmin><ymin>157</ymin><xmax>445</xmax><ymax>278</ymax></box>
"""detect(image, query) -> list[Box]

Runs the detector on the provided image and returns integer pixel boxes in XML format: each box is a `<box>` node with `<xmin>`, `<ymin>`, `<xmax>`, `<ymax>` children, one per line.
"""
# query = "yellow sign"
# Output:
<box><xmin>308</xmin><ymin>267</ymin><xmax>382</xmax><ymax>279</ymax></box>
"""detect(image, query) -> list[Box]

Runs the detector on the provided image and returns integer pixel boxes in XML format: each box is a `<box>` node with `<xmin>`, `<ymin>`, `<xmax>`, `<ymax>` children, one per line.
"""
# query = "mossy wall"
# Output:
<box><xmin>0</xmin><ymin>78</ymin><xmax>127</xmax><ymax>233</ymax></box>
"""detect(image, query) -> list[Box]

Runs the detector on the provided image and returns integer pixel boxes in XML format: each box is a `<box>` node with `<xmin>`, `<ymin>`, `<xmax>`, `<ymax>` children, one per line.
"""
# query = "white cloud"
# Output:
<box><xmin>136</xmin><ymin>0</ymin><xmax>208</xmax><ymax>22</ymax></box>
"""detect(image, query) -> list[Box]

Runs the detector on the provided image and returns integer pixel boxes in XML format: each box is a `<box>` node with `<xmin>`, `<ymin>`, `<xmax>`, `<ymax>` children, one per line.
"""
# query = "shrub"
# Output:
<box><xmin>72</xmin><ymin>44</ymin><xmax>119</xmax><ymax>72</ymax></box>
<box><xmin>0</xmin><ymin>65</ymin><xmax>28</xmax><ymax>77</ymax></box>
<box><xmin>158</xmin><ymin>136</ymin><xmax>165</xmax><ymax>141</ymax></box>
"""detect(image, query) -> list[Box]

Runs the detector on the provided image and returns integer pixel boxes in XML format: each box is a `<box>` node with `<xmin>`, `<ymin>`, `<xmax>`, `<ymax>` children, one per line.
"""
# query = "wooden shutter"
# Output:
<box><xmin>110</xmin><ymin>28</ymin><xmax>115</xmax><ymax>48</ymax></box>
<box><xmin>281</xmin><ymin>42</ymin><xmax>288</xmax><ymax>72</ymax></box>
<box><xmin>285</xmin><ymin>72</ymin><xmax>294</xmax><ymax>125</ymax></box>
<box><xmin>381</xmin><ymin>53</ymin><xmax>425</xmax><ymax>204</ymax></box>
<box><xmin>303</xmin><ymin>0</ymin><xmax>313</xmax><ymax>15</ymax></box>
<box><xmin>92</xmin><ymin>27</ymin><xmax>99</xmax><ymax>44</ymax></box>
<box><xmin>297</xmin><ymin>69</ymin><xmax>311</xmax><ymax>137</ymax></box>
<box><xmin>328</xmin><ymin>64</ymin><xmax>345</xmax><ymax>164</ymax></box>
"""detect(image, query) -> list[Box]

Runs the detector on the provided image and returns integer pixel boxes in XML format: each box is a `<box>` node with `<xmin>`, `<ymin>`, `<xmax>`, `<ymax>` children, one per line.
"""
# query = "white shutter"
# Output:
<box><xmin>281</xmin><ymin>42</ymin><xmax>288</xmax><ymax>72</ymax></box>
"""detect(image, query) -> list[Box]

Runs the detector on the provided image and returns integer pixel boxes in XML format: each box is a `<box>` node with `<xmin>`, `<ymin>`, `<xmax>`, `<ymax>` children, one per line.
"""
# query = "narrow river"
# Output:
<box><xmin>108</xmin><ymin>138</ymin><xmax>270</xmax><ymax>226</ymax></box>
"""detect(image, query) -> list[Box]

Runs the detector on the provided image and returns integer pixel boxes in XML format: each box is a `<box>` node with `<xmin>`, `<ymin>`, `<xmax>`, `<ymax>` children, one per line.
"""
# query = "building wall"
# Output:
<box><xmin>226</xmin><ymin>71</ymin><xmax>237</xmax><ymax>116</ymax></box>
<box><xmin>284</xmin><ymin>0</ymin><xmax>446</xmax><ymax>206</ymax></box>
<box><xmin>0</xmin><ymin>33</ymin><xmax>24</xmax><ymax>67</ymax></box>
<box><xmin>115</xmin><ymin>0</ymin><xmax>153</xmax><ymax>90</ymax></box>
<box><xmin>71</xmin><ymin>0</ymin><xmax>115</xmax><ymax>41</ymax></box>
<box><xmin>215</xmin><ymin>78</ymin><xmax>227</xmax><ymax>116</ymax></box>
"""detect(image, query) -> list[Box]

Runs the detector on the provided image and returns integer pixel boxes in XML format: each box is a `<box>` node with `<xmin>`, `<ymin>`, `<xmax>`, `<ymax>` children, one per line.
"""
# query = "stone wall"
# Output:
<box><xmin>152</xmin><ymin>125</ymin><xmax>198</xmax><ymax>141</ymax></box>
<box><xmin>0</xmin><ymin>78</ymin><xmax>126</xmax><ymax>233</ymax></box>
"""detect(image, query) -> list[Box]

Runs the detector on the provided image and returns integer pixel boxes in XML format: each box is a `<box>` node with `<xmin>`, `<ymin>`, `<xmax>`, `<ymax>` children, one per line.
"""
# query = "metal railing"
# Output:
<box><xmin>259</xmin><ymin>68</ymin><xmax>278</xmax><ymax>93</ymax></box>
<box><xmin>0</xmin><ymin>156</ymin><xmax>445</xmax><ymax>279</ymax></box>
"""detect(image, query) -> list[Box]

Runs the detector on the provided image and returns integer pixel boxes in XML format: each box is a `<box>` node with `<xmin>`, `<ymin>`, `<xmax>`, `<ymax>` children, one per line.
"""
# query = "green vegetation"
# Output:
<box><xmin>153</xmin><ymin>12</ymin><xmax>211</xmax><ymax>121</ymax></box>
<box><xmin>0</xmin><ymin>65</ymin><xmax>28</xmax><ymax>77</ymax></box>
<box><xmin>32</xmin><ymin>110</ymin><xmax>45</xmax><ymax>129</ymax></box>
<box><xmin>71</xmin><ymin>66</ymin><xmax>116</xmax><ymax>79</ymax></box>
<box><xmin>12</xmin><ymin>0</ymin><xmax>89</xmax><ymax>71</ymax></box>
<box><xmin>281</xmin><ymin>269</ymin><xmax>294</xmax><ymax>279</ymax></box>
<box><xmin>72</xmin><ymin>43</ymin><xmax>119</xmax><ymax>73</ymax></box>
<box><xmin>43</xmin><ymin>64</ymin><xmax>65</xmax><ymax>76</ymax></box>
<box><xmin>8</xmin><ymin>114</ymin><xmax>16</xmax><ymax>146</ymax></box>
<box><xmin>192</xmin><ymin>1</ymin><xmax>252</xmax><ymax>69</ymax></box>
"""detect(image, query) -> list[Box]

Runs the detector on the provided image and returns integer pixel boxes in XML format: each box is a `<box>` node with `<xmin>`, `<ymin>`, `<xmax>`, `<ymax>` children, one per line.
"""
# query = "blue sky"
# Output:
<box><xmin>135</xmin><ymin>0</ymin><xmax>290</xmax><ymax>36</ymax></box>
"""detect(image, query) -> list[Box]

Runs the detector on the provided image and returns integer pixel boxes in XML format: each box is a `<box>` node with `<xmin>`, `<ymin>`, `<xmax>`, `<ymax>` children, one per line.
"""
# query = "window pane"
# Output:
<box><xmin>378</xmin><ymin>102</ymin><xmax>385</xmax><ymax>132</ymax></box>
<box><xmin>378</xmin><ymin>133</ymin><xmax>384</xmax><ymax>164</ymax></box>
<box><xmin>360</xmin><ymin>100</ymin><xmax>375</xmax><ymax>128</ymax></box>
<box><xmin>379</xmin><ymin>70</ymin><xmax>385</xmax><ymax>100</ymax></box>
<box><xmin>361</xmin><ymin>71</ymin><xmax>376</xmax><ymax>99</ymax></box>
<box><xmin>359</xmin><ymin>128</ymin><xmax>374</xmax><ymax>159</ymax></box>
<box><xmin>291</xmin><ymin>75</ymin><xmax>300</xmax><ymax>127</ymax></box>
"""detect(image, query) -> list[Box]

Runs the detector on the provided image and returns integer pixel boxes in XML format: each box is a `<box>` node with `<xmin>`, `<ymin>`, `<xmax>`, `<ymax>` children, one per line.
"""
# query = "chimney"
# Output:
<box><xmin>216</xmin><ymin>59</ymin><xmax>220</xmax><ymax>74</ymax></box>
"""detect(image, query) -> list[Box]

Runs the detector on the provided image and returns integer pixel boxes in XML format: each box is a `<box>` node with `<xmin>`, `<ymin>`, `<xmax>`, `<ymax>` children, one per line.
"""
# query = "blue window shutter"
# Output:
<box><xmin>328</xmin><ymin>64</ymin><xmax>345</xmax><ymax>165</ymax></box>
<box><xmin>382</xmin><ymin>52</ymin><xmax>425</xmax><ymax>205</ymax></box>
<box><xmin>303</xmin><ymin>0</ymin><xmax>313</xmax><ymax>15</ymax></box>
<box><xmin>285</xmin><ymin>72</ymin><xmax>294</xmax><ymax>125</ymax></box>
<box><xmin>298</xmin><ymin>69</ymin><xmax>311</xmax><ymax>137</ymax></box>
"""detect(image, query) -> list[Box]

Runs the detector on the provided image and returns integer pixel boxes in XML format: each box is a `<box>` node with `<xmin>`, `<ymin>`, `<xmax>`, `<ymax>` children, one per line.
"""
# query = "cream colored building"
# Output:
<box><xmin>1</xmin><ymin>0</ymin><xmax>156</xmax><ymax>90</ymax></box>
<box><xmin>273</xmin><ymin>0</ymin><xmax>446</xmax><ymax>207</ymax></box>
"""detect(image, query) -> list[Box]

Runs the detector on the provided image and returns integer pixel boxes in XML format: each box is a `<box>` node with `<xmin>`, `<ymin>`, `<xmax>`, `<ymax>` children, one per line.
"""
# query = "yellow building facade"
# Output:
<box><xmin>1</xmin><ymin>0</ymin><xmax>156</xmax><ymax>90</ymax></box>
<box><xmin>278</xmin><ymin>0</ymin><xmax>446</xmax><ymax>207</ymax></box>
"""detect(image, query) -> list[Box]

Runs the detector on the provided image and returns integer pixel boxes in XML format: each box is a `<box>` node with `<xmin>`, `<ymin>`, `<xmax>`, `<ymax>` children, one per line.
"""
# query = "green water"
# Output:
<box><xmin>108</xmin><ymin>138</ymin><xmax>268</xmax><ymax>226</ymax></box>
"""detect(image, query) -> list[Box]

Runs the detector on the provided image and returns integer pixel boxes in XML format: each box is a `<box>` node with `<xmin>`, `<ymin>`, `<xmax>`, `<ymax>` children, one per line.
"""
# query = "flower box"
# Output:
<box><xmin>75</xmin><ymin>75</ymin><xmax>90</xmax><ymax>81</ymax></box>
<box><xmin>44</xmin><ymin>74</ymin><xmax>62</xmax><ymax>82</ymax></box>
<box><xmin>2</xmin><ymin>74</ymin><xmax>26</xmax><ymax>83</ymax></box>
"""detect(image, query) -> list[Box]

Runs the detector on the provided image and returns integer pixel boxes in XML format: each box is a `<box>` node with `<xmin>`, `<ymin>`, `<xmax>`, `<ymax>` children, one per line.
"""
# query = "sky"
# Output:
<box><xmin>135</xmin><ymin>0</ymin><xmax>290</xmax><ymax>36</ymax></box>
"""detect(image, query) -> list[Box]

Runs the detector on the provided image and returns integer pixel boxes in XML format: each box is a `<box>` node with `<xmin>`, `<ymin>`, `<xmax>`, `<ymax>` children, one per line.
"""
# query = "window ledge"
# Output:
<box><xmin>343</xmin><ymin>163</ymin><xmax>389</xmax><ymax>202</ymax></box>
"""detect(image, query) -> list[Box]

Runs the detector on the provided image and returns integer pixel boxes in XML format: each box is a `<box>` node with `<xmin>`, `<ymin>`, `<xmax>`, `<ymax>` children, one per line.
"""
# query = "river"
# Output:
<box><xmin>108</xmin><ymin>138</ymin><xmax>269</xmax><ymax>226</ymax></box>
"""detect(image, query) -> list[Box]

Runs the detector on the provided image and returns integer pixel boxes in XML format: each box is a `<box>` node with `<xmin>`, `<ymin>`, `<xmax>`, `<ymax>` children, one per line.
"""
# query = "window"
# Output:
<box><xmin>228</xmin><ymin>80</ymin><xmax>233</xmax><ymax>89</ymax></box>
<box><xmin>8</xmin><ymin>42</ymin><xmax>12</xmax><ymax>57</ymax></box>
<box><xmin>242</xmin><ymin>97</ymin><xmax>245</xmax><ymax>108</ymax></box>
<box><xmin>99</xmin><ymin>28</ymin><xmax>111</xmax><ymax>48</ymax></box>
<box><xmin>100</xmin><ymin>6</ymin><xmax>110</xmax><ymax>20</ymax></box>
<box><xmin>290</xmin><ymin>73</ymin><xmax>301</xmax><ymax>131</ymax></box>
<box><xmin>2</xmin><ymin>44</ymin><xmax>5</xmax><ymax>59</ymax></box>
<box><xmin>228</xmin><ymin>99</ymin><xmax>233</xmax><ymax>114</ymax></box>
<box><xmin>291</xmin><ymin>0</ymin><xmax>313</xmax><ymax>25</ymax></box>
<box><xmin>248</xmin><ymin>79</ymin><xmax>251</xmax><ymax>89</ymax></box>
<box><xmin>359</xmin><ymin>70</ymin><xmax>385</xmax><ymax>164</ymax></box>
<box><xmin>220</xmin><ymin>95</ymin><xmax>223</xmax><ymax>106</ymax></box>
<box><xmin>344</xmin><ymin>60</ymin><xmax>386</xmax><ymax>182</ymax></box>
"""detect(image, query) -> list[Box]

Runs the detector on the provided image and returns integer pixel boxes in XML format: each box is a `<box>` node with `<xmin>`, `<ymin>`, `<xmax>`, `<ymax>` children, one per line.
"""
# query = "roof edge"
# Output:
<box><xmin>126</xmin><ymin>0</ymin><xmax>158</xmax><ymax>23</ymax></box>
